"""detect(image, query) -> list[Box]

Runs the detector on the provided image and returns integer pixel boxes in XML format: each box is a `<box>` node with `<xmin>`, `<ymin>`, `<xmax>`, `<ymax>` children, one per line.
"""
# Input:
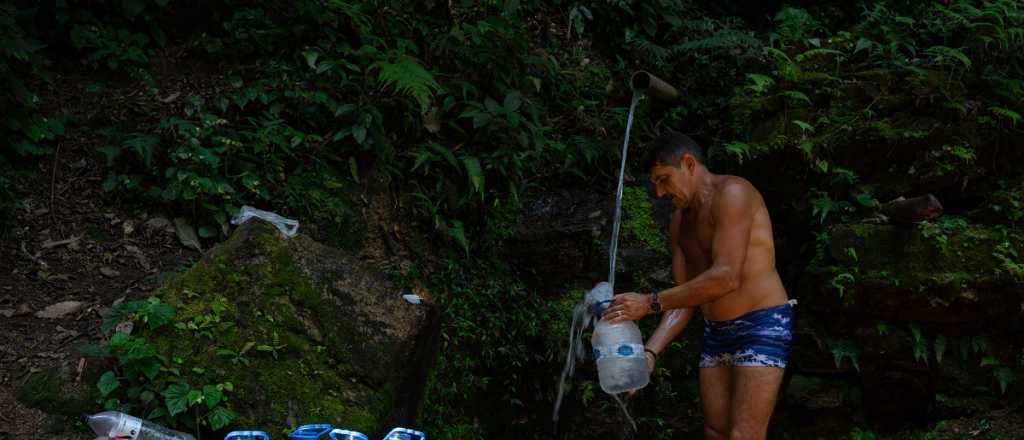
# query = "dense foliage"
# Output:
<box><xmin>3</xmin><ymin>0</ymin><xmax>1023</xmax><ymax>438</ymax></box>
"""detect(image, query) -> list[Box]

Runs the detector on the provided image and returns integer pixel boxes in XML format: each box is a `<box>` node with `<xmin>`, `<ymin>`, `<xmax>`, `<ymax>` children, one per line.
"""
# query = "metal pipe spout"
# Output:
<box><xmin>630</xmin><ymin>70</ymin><xmax>680</xmax><ymax>103</ymax></box>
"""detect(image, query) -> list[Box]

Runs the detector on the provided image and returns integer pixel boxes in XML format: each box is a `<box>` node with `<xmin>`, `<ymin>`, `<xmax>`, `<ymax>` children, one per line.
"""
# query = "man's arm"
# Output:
<box><xmin>657</xmin><ymin>182</ymin><xmax>754</xmax><ymax>310</ymax></box>
<box><xmin>602</xmin><ymin>181</ymin><xmax>755</xmax><ymax>323</ymax></box>
<box><xmin>645</xmin><ymin>209</ymin><xmax>695</xmax><ymax>355</ymax></box>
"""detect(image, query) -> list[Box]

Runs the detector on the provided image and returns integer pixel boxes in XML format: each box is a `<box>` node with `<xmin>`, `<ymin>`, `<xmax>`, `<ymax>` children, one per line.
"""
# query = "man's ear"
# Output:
<box><xmin>681</xmin><ymin>154</ymin><xmax>697</xmax><ymax>173</ymax></box>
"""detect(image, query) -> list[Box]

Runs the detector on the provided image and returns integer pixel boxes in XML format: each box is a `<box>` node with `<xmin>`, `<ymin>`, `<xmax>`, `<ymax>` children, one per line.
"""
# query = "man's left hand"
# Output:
<box><xmin>601</xmin><ymin>292</ymin><xmax>652</xmax><ymax>324</ymax></box>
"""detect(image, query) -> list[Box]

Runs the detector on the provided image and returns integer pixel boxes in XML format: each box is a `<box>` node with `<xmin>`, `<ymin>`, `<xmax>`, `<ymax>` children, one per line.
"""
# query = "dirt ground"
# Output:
<box><xmin>0</xmin><ymin>54</ymin><xmax>209</xmax><ymax>439</ymax></box>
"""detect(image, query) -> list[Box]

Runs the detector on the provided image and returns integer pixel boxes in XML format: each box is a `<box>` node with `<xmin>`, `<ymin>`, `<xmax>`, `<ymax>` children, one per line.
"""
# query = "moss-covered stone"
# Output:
<box><xmin>621</xmin><ymin>186</ymin><xmax>667</xmax><ymax>252</ymax></box>
<box><xmin>147</xmin><ymin>220</ymin><xmax>440</xmax><ymax>437</ymax></box>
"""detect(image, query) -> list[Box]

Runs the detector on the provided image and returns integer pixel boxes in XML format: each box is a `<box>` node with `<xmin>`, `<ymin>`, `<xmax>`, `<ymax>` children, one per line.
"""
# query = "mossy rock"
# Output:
<box><xmin>149</xmin><ymin>220</ymin><xmax>440</xmax><ymax>437</ymax></box>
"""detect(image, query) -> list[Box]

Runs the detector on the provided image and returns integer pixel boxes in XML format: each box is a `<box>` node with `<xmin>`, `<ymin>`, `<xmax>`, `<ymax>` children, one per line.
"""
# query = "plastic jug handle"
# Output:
<box><xmin>328</xmin><ymin>429</ymin><xmax>369</xmax><ymax>440</ymax></box>
<box><xmin>225</xmin><ymin>432</ymin><xmax>270</xmax><ymax>440</ymax></box>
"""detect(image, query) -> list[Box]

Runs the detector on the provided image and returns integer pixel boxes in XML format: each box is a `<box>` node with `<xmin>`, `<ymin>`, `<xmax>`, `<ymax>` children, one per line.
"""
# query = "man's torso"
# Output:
<box><xmin>677</xmin><ymin>175</ymin><xmax>788</xmax><ymax>321</ymax></box>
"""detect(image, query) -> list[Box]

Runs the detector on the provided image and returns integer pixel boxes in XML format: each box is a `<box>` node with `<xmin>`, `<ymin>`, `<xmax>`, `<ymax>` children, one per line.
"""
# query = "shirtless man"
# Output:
<box><xmin>601</xmin><ymin>131</ymin><xmax>793</xmax><ymax>440</ymax></box>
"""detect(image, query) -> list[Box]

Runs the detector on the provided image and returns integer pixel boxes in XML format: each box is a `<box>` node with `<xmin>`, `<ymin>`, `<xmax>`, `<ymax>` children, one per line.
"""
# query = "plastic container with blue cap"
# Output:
<box><xmin>288</xmin><ymin>424</ymin><xmax>332</xmax><ymax>440</ymax></box>
<box><xmin>328</xmin><ymin>428</ymin><xmax>369</xmax><ymax>440</ymax></box>
<box><xmin>225</xmin><ymin>431</ymin><xmax>270</xmax><ymax>440</ymax></box>
<box><xmin>382</xmin><ymin>427</ymin><xmax>426</xmax><ymax>440</ymax></box>
<box><xmin>587</xmin><ymin>281</ymin><xmax>649</xmax><ymax>394</ymax></box>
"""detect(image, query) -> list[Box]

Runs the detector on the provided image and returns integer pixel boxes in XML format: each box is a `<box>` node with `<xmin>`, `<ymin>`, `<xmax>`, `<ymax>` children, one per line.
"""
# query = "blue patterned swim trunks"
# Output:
<box><xmin>700</xmin><ymin>302</ymin><xmax>795</xmax><ymax>368</ymax></box>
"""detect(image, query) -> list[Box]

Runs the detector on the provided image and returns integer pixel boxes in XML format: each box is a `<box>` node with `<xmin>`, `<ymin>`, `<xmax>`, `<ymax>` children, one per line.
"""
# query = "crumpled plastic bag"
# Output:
<box><xmin>231</xmin><ymin>205</ymin><xmax>299</xmax><ymax>237</ymax></box>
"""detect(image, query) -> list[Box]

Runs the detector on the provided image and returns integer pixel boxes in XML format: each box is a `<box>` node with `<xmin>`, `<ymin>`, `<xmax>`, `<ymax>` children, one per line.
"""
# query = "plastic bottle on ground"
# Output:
<box><xmin>84</xmin><ymin>411</ymin><xmax>196</xmax><ymax>440</ymax></box>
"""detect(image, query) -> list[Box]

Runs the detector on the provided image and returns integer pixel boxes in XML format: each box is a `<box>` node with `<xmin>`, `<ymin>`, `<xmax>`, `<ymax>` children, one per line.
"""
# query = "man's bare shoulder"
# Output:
<box><xmin>713</xmin><ymin>175</ymin><xmax>761</xmax><ymax>207</ymax></box>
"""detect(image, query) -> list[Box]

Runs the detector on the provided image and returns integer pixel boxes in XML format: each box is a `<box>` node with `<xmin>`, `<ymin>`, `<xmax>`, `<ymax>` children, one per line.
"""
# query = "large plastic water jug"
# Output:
<box><xmin>586</xmin><ymin>282</ymin><xmax>649</xmax><ymax>394</ymax></box>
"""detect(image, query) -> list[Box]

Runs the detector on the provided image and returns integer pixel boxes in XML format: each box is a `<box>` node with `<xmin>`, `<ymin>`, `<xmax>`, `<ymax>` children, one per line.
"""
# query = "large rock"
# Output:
<box><xmin>150</xmin><ymin>219</ymin><xmax>440</xmax><ymax>436</ymax></box>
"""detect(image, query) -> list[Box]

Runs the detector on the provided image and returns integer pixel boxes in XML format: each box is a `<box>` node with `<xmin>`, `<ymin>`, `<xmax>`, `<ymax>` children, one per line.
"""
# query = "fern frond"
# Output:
<box><xmin>991</xmin><ymin>106</ymin><xmax>1022</xmax><ymax>126</ymax></box>
<box><xmin>795</xmin><ymin>48</ymin><xmax>845</xmax><ymax>62</ymax></box>
<box><xmin>626</xmin><ymin>29</ymin><xmax>669</xmax><ymax>63</ymax></box>
<box><xmin>376</xmin><ymin>55</ymin><xmax>440</xmax><ymax>112</ymax></box>
<box><xmin>779</xmin><ymin>90</ymin><xmax>812</xmax><ymax>105</ymax></box>
<box><xmin>745</xmin><ymin>74</ymin><xmax>775</xmax><ymax>95</ymax></box>
<box><xmin>924</xmin><ymin>45</ymin><xmax>972</xmax><ymax>68</ymax></box>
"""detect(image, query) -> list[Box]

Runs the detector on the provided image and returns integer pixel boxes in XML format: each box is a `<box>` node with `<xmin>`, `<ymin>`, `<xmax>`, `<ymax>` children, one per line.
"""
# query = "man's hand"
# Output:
<box><xmin>601</xmin><ymin>292</ymin><xmax>653</xmax><ymax>324</ymax></box>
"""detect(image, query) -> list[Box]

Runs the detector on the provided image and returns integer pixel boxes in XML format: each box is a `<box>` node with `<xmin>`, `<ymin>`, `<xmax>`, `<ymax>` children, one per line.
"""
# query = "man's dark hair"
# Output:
<box><xmin>641</xmin><ymin>130</ymin><xmax>705</xmax><ymax>171</ymax></box>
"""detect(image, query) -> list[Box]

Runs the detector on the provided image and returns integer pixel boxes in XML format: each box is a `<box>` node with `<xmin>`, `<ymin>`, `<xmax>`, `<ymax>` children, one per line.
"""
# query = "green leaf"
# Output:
<box><xmin>187</xmin><ymin>389</ymin><xmax>203</xmax><ymax>406</ymax></box>
<box><xmin>98</xmin><ymin>372</ymin><xmax>120</xmax><ymax>397</ymax></box>
<box><xmin>792</xmin><ymin>120</ymin><xmax>814</xmax><ymax>133</ymax></box>
<box><xmin>140</xmin><ymin>390</ymin><xmax>155</xmax><ymax>404</ymax></box>
<box><xmin>352</xmin><ymin>126</ymin><xmax>367</xmax><ymax>144</ymax></box>
<box><xmin>460</xmin><ymin>156</ymin><xmax>484</xmax><ymax>197</ymax></box>
<box><xmin>830</xmin><ymin>340</ymin><xmax>860</xmax><ymax>371</ymax></box>
<box><xmin>503</xmin><ymin>91</ymin><xmax>522</xmax><ymax>112</ymax></box>
<box><xmin>993</xmin><ymin>367</ymin><xmax>1014</xmax><ymax>394</ymax></box>
<box><xmin>207</xmin><ymin>406</ymin><xmax>235</xmax><ymax>430</ymax></box>
<box><xmin>138</xmin><ymin>358</ymin><xmax>162</xmax><ymax>381</ymax></box>
<box><xmin>854</xmin><ymin>38</ymin><xmax>874</xmax><ymax>54</ymax></box>
<box><xmin>980</xmin><ymin>356</ymin><xmax>1000</xmax><ymax>367</ymax></box>
<box><xmin>303</xmin><ymin>50</ymin><xmax>319</xmax><ymax>69</ymax></box>
<box><xmin>163</xmin><ymin>383</ymin><xmax>190</xmax><ymax>416</ymax></box>
<box><xmin>934</xmin><ymin>335</ymin><xmax>947</xmax><ymax>365</ymax></box>
<box><xmin>203</xmin><ymin>385</ymin><xmax>222</xmax><ymax>409</ymax></box>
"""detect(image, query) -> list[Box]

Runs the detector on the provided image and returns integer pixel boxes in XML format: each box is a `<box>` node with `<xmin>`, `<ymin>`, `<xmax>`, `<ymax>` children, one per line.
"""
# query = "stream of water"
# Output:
<box><xmin>552</xmin><ymin>91</ymin><xmax>643</xmax><ymax>430</ymax></box>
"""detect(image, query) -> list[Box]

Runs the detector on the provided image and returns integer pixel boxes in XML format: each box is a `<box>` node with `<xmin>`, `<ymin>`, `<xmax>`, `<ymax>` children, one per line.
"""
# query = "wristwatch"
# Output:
<box><xmin>649</xmin><ymin>291</ymin><xmax>662</xmax><ymax>314</ymax></box>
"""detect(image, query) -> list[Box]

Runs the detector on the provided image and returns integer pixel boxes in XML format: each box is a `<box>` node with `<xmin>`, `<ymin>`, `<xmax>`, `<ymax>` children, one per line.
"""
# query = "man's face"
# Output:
<box><xmin>649</xmin><ymin>156</ymin><xmax>696</xmax><ymax>209</ymax></box>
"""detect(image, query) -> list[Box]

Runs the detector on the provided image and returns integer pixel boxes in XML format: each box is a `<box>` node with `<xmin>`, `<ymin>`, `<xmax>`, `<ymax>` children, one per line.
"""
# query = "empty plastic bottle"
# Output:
<box><xmin>382</xmin><ymin>427</ymin><xmax>426</xmax><ymax>440</ymax></box>
<box><xmin>587</xmin><ymin>282</ymin><xmax>649</xmax><ymax>394</ymax></box>
<box><xmin>84</xmin><ymin>411</ymin><xmax>196</xmax><ymax>440</ymax></box>
<box><xmin>225</xmin><ymin>432</ymin><xmax>269</xmax><ymax>440</ymax></box>
<box><xmin>329</xmin><ymin>428</ymin><xmax>369</xmax><ymax>440</ymax></box>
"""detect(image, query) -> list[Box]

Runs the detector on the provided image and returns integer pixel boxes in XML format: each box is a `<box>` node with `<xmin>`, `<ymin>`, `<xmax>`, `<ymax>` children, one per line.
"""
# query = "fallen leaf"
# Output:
<box><xmin>99</xmin><ymin>267</ymin><xmax>121</xmax><ymax>278</ymax></box>
<box><xmin>160</xmin><ymin>92</ymin><xmax>181</xmax><ymax>103</ymax></box>
<box><xmin>35</xmin><ymin>301</ymin><xmax>85</xmax><ymax>319</ymax></box>
<box><xmin>174</xmin><ymin>217</ymin><xmax>203</xmax><ymax>252</ymax></box>
<box><xmin>0</xmin><ymin>309</ymin><xmax>13</xmax><ymax>318</ymax></box>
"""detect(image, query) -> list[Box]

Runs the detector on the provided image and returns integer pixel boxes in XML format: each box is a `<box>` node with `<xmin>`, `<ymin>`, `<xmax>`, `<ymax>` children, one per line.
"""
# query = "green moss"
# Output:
<box><xmin>622</xmin><ymin>186</ymin><xmax>666</xmax><ymax>251</ymax></box>
<box><xmin>144</xmin><ymin>222</ymin><xmax>396</xmax><ymax>434</ymax></box>
<box><xmin>17</xmin><ymin>371</ymin><xmax>95</xmax><ymax>416</ymax></box>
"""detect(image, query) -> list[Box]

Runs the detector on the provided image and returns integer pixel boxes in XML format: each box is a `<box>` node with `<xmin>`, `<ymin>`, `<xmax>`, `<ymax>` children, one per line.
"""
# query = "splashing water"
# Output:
<box><xmin>552</xmin><ymin>92</ymin><xmax>643</xmax><ymax>428</ymax></box>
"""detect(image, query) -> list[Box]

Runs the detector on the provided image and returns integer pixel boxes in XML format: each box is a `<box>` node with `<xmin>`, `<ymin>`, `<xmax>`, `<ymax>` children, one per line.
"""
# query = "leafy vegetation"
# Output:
<box><xmin>4</xmin><ymin>0</ymin><xmax>1024</xmax><ymax>438</ymax></box>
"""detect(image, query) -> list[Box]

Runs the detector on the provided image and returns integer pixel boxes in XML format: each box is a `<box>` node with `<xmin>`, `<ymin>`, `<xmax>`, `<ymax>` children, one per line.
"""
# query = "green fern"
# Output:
<box><xmin>924</xmin><ymin>45</ymin><xmax>972</xmax><ymax>69</ymax></box>
<box><xmin>745</xmin><ymin>74</ymin><xmax>775</xmax><ymax>95</ymax></box>
<box><xmin>779</xmin><ymin>90</ymin><xmax>811</xmax><ymax>105</ymax></box>
<box><xmin>990</xmin><ymin>106</ymin><xmax>1022</xmax><ymax>126</ymax></box>
<box><xmin>795</xmin><ymin>48</ymin><xmax>845</xmax><ymax>62</ymax></box>
<box><xmin>375</xmin><ymin>55</ymin><xmax>440</xmax><ymax>112</ymax></box>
